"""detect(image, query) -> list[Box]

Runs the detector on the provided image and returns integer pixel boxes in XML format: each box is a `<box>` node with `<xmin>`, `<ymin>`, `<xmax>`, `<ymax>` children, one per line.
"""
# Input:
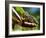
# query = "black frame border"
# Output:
<box><xmin>5</xmin><ymin>1</ymin><xmax>45</xmax><ymax>37</ymax></box>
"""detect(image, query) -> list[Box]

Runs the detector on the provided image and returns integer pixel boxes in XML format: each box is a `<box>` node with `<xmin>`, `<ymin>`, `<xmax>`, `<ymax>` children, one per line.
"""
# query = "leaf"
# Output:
<box><xmin>15</xmin><ymin>7</ymin><xmax>25</xmax><ymax>16</ymax></box>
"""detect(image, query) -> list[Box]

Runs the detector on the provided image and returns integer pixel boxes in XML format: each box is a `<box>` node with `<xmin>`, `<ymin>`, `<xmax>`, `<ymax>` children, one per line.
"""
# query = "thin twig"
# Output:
<box><xmin>12</xmin><ymin>8</ymin><xmax>21</xmax><ymax>21</ymax></box>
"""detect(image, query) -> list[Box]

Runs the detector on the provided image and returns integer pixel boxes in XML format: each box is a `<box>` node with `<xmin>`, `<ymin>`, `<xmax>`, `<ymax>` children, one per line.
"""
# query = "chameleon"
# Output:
<box><xmin>12</xmin><ymin>7</ymin><xmax>39</xmax><ymax>30</ymax></box>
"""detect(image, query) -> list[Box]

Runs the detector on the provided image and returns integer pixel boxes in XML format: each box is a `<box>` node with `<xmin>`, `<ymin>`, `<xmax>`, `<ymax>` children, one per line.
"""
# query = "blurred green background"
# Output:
<box><xmin>12</xmin><ymin>7</ymin><xmax>40</xmax><ymax>31</ymax></box>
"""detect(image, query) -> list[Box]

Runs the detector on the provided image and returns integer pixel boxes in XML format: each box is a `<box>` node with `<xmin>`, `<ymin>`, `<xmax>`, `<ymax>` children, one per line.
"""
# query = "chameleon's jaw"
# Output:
<box><xmin>24</xmin><ymin>22</ymin><xmax>36</xmax><ymax>26</ymax></box>
<box><xmin>21</xmin><ymin>21</ymin><xmax>37</xmax><ymax>27</ymax></box>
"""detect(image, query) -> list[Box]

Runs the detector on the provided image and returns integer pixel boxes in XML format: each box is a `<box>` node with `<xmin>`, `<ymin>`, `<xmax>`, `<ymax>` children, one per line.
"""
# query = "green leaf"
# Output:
<box><xmin>15</xmin><ymin>7</ymin><xmax>25</xmax><ymax>16</ymax></box>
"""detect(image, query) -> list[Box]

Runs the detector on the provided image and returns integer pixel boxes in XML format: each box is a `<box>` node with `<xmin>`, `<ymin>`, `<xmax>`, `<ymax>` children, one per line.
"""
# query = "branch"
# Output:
<box><xmin>12</xmin><ymin>8</ymin><xmax>21</xmax><ymax>21</ymax></box>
